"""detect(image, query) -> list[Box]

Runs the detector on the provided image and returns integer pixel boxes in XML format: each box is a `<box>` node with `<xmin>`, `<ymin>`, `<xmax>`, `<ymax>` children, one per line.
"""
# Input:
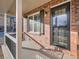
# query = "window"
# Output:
<box><xmin>51</xmin><ymin>3</ymin><xmax>70</xmax><ymax>49</ymax></box>
<box><xmin>7</xmin><ymin>16</ymin><xmax>16</xmax><ymax>32</ymax></box>
<box><xmin>27</xmin><ymin>11</ymin><xmax>44</xmax><ymax>35</ymax></box>
<box><xmin>28</xmin><ymin>16</ymin><xmax>34</xmax><ymax>32</ymax></box>
<box><xmin>34</xmin><ymin>14</ymin><xmax>40</xmax><ymax>32</ymax></box>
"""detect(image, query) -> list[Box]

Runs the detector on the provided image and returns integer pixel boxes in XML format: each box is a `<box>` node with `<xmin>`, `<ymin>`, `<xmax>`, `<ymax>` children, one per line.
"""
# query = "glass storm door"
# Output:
<box><xmin>51</xmin><ymin>3</ymin><xmax>70</xmax><ymax>49</ymax></box>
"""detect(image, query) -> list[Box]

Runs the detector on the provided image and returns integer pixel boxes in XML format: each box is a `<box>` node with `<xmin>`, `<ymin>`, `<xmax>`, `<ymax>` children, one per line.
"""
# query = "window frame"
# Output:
<box><xmin>27</xmin><ymin>12</ymin><xmax>41</xmax><ymax>34</ymax></box>
<box><xmin>50</xmin><ymin>2</ymin><xmax>70</xmax><ymax>50</ymax></box>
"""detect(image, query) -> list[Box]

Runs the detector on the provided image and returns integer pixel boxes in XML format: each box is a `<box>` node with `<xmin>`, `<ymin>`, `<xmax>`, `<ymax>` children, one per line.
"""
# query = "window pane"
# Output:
<box><xmin>34</xmin><ymin>14</ymin><xmax>40</xmax><ymax>32</ymax></box>
<box><xmin>28</xmin><ymin>11</ymin><xmax>44</xmax><ymax>34</ymax></box>
<box><xmin>29</xmin><ymin>16</ymin><xmax>34</xmax><ymax>31</ymax></box>
<box><xmin>7</xmin><ymin>16</ymin><xmax>16</xmax><ymax>32</ymax></box>
<box><xmin>29</xmin><ymin>20</ymin><xmax>34</xmax><ymax>31</ymax></box>
<box><xmin>57</xmin><ymin>14</ymin><xmax>67</xmax><ymax>26</ymax></box>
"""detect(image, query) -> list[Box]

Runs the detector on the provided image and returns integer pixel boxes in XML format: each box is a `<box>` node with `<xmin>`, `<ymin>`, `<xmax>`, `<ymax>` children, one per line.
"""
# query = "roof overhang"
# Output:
<box><xmin>0</xmin><ymin>0</ymin><xmax>51</xmax><ymax>16</ymax></box>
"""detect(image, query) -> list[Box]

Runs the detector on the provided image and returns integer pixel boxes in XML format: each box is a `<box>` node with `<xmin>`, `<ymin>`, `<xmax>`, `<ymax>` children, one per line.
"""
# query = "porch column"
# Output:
<box><xmin>16</xmin><ymin>0</ymin><xmax>22</xmax><ymax>59</ymax></box>
<box><xmin>4</xmin><ymin>13</ymin><xmax>7</xmax><ymax>45</ymax></box>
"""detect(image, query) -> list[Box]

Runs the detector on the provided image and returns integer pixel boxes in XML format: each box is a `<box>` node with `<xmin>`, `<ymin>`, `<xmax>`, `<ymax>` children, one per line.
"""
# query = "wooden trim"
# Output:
<box><xmin>4</xmin><ymin>13</ymin><xmax>7</xmax><ymax>45</ymax></box>
<box><xmin>16</xmin><ymin>0</ymin><xmax>22</xmax><ymax>59</ymax></box>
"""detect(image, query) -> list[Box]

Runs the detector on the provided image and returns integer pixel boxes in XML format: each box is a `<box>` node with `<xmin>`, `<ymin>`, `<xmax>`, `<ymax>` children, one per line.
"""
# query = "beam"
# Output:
<box><xmin>16</xmin><ymin>0</ymin><xmax>22</xmax><ymax>59</ymax></box>
<box><xmin>4</xmin><ymin>13</ymin><xmax>7</xmax><ymax>45</ymax></box>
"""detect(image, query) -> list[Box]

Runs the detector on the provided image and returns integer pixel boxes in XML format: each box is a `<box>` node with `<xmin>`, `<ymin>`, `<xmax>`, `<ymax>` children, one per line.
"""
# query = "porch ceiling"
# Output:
<box><xmin>0</xmin><ymin>0</ymin><xmax>51</xmax><ymax>15</ymax></box>
<box><xmin>0</xmin><ymin>0</ymin><xmax>14</xmax><ymax>13</ymax></box>
<box><xmin>22</xmin><ymin>0</ymin><xmax>51</xmax><ymax>14</ymax></box>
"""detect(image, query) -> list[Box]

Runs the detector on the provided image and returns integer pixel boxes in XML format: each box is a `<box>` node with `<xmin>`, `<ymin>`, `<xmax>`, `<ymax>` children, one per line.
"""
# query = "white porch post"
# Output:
<box><xmin>16</xmin><ymin>0</ymin><xmax>22</xmax><ymax>59</ymax></box>
<box><xmin>4</xmin><ymin>13</ymin><xmax>7</xmax><ymax>45</ymax></box>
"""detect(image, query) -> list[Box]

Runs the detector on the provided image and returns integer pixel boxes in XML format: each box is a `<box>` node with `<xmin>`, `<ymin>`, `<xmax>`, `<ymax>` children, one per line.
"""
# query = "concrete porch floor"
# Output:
<box><xmin>22</xmin><ymin>48</ymin><xmax>77</xmax><ymax>59</ymax></box>
<box><xmin>22</xmin><ymin>39</ymin><xmax>77</xmax><ymax>59</ymax></box>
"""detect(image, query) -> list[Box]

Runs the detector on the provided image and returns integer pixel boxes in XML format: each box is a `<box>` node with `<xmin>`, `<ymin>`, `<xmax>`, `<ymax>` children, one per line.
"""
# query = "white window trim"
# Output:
<box><xmin>28</xmin><ymin>12</ymin><xmax>40</xmax><ymax>17</ymax></box>
<box><xmin>50</xmin><ymin>0</ymin><xmax>71</xmax><ymax>8</ymax></box>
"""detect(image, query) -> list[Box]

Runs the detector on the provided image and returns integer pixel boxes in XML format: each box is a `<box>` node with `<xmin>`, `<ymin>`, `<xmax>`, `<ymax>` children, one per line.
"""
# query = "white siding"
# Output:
<box><xmin>0</xmin><ymin>16</ymin><xmax>4</xmax><ymax>26</ymax></box>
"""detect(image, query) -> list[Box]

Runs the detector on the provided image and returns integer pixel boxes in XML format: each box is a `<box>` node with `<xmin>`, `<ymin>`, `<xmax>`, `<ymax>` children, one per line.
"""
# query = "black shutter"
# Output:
<box><xmin>40</xmin><ymin>10</ymin><xmax>44</xmax><ymax>35</ymax></box>
<box><xmin>27</xmin><ymin>17</ymin><xmax>30</xmax><ymax>32</ymax></box>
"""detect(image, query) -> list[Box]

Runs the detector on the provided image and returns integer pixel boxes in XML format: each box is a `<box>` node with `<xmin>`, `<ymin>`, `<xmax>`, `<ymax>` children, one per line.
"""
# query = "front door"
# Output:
<box><xmin>51</xmin><ymin>3</ymin><xmax>70</xmax><ymax>49</ymax></box>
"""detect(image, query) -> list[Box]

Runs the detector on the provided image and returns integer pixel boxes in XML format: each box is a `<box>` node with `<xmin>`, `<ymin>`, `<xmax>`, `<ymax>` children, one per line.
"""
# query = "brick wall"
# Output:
<box><xmin>70</xmin><ymin>0</ymin><xmax>79</xmax><ymax>57</ymax></box>
<box><xmin>24</xmin><ymin>0</ymin><xmax>79</xmax><ymax>57</ymax></box>
<box><xmin>71</xmin><ymin>0</ymin><xmax>79</xmax><ymax>58</ymax></box>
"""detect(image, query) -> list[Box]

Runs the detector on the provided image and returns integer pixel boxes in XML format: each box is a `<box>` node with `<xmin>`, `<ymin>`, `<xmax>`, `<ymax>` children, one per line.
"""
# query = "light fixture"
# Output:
<box><xmin>44</xmin><ymin>11</ymin><xmax>48</xmax><ymax>17</ymax></box>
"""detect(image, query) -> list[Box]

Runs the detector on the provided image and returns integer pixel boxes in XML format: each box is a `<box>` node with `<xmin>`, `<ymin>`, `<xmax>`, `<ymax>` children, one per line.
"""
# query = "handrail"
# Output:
<box><xmin>23</xmin><ymin>32</ymin><xmax>60</xmax><ymax>50</ymax></box>
<box><xmin>23</xmin><ymin>32</ymin><xmax>45</xmax><ymax>49</ymax></box>
<box><xmin>23</xmin><ymin>32</ymin><xmax>64</xmax><ymax>59</ymax></box>
<box><xmin>23</xmin><ymin>32</ymin><xmax>63</xmax><ymax>51</ymax></box>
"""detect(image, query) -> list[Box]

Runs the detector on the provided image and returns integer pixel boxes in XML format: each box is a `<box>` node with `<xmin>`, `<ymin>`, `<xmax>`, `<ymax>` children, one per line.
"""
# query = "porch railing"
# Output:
<box><xmin>22</xmin><ymin>32</ymin><xmax>64</xmax><ymax>59</ymax></box>
<box><xmin>23</xmin><ymin>32</ymin><xmax>45</xmax><ymax>49</ymax></box>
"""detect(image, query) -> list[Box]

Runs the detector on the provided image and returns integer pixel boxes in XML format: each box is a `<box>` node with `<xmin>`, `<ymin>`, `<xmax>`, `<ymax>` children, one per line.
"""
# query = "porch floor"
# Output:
<box><xmin>22</xmin><ymin>48</ymin><xmax>77</xmax><ymax>59</ymax></box>
<box><xmin>22</xmin><ymin>40</ymin><xmax>77</xmax><ymax>59</ymax></box>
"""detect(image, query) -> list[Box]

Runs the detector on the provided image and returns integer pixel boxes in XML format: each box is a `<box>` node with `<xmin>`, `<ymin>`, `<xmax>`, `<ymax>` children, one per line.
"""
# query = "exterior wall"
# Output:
<box><xmin>24</xmin><ymin>0</ymin><xmax>79</xmax><ymax>57</ymax></box>
<box><xmin>23</xmin><ymin>18</ymin><xmax>27</xmax><ymax>33</ymax></box>
<box><xmin>70</xmin><ymin>0</ymin><xmax>79</xmax><ymax>57</ymax></box>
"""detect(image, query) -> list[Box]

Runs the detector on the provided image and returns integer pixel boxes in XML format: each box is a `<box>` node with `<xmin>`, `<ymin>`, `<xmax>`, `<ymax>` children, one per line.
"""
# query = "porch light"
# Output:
<box><xmin>44</xmin><ymin>11</ymin><xmax>48</xmax><ymax>17</ymax></box>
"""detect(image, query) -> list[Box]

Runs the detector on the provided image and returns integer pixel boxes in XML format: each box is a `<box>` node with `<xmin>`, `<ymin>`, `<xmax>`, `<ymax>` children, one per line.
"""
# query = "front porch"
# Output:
<box><xmin>2</xmin><ymin>34</ymin><xmax>77</xmax><ymax>59</ymax></box>
<box><xmin>0</xmin><ymin>0</ymin><xmax>79</xmax><ymax>59</ymax></box>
